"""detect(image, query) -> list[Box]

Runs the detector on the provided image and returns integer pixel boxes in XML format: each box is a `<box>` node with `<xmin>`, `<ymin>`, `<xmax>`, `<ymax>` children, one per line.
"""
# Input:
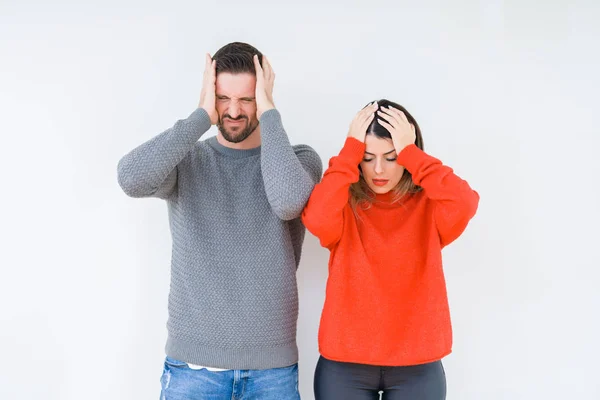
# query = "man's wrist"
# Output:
<box><xmin>258</xmin><ymin>104</ymin><xmax>276</xmax><ymax>119</ymax></box>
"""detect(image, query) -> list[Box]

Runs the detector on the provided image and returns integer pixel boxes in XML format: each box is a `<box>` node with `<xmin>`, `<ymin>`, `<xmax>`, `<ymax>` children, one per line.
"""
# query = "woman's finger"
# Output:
<box><xmin>377</xmin><ymin>110</ymin><xmax>398</xmax><ymax>129</ymax></box>
<box><xmin>378</xmin><ymin>109</ymin><xmax>402</xmax><ymax>127</ymax></box>
<box><xmin>388</xmin><ymin>106</ymin><xmax>410</xmax><ymax>125</ymax></box>
<box><xmin>377</xmin><ymin>118</ymin><xmax>394</xmax><ymax>134</ymax></box>
<box><xmin>361</xmin><ymin>111</ymin><xmax>376</xmax><ymax>131</ymax></box>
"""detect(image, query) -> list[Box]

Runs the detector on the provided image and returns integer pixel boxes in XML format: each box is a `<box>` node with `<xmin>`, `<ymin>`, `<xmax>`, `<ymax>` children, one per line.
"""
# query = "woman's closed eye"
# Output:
<box><xmin>363</xmin><ymin>158</ymin><xmax>397</xmax><ymax>162</ymax></box>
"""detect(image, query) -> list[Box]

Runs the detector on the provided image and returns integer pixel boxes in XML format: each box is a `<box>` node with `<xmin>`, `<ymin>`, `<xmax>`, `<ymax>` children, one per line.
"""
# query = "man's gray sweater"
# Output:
<box><xmin>117</xmin><ymin>108</ymin><xmax>322</xmax><ymax>369</ymax></box>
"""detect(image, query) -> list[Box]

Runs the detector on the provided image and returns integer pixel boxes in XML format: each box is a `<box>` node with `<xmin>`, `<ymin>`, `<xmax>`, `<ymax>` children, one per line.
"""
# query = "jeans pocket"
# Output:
<box><xmin>164</xmin><ymin>356</ymin><xmax>189</xmax><ymax>368</ymax></box>
<box><xmin>281</xmin><ymin>363</ymin><xmax>300</xmax><ymax>395</ymax></box>
<box><xmin>281</xmin><ymin>363</ymin><xmax>298</xmax><ymax>371</ymax></box>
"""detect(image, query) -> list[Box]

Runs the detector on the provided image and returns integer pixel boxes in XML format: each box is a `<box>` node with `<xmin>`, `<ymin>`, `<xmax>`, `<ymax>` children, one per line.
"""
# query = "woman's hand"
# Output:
<box><xmin>377</xmin><ymin>106</ymin><xmax>416</xmax><ymax>154</ymax></box>
<box><xmin>348</xmin><ymin>102</ymin><xmax>378</xmax><ymax>142</ymax></box>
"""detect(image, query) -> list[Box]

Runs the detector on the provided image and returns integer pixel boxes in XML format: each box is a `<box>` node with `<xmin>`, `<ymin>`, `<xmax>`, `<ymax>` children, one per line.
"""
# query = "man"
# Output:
<box><xmin>117</xmin><ymin>42</ymin><xmax>322</xmax><ymax>399</ymax></box>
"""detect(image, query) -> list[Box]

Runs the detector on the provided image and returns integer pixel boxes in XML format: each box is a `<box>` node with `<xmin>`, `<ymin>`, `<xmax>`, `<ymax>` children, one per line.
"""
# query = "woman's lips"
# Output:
<box><xmin>372</xmin><ymin>179</ymin><xmax>389</xmax><ymax>187</ymax></box>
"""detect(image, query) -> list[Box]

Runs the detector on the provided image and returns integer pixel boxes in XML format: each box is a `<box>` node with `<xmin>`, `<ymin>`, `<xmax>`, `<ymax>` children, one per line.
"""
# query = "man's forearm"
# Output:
<box><xmin>260</xmin><ymin>109</ymin><xmax>323</xmax><ymax>220</ymax></box>
<box><xmin>117</xmin><ymin>108</ymin><xmax>211</xmax><ymax>198</ymax></box>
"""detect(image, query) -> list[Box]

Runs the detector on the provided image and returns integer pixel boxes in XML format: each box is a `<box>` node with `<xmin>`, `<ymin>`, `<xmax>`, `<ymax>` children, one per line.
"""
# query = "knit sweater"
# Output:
<box><xmin>301</xmin><ymin>137</ymin><xmax>479</xmax><ymax>366</ymax></box>
<box><xmin>117</xmin><ymin>108</ymin><xmax>323</xmax><ymax>369</ymax></box>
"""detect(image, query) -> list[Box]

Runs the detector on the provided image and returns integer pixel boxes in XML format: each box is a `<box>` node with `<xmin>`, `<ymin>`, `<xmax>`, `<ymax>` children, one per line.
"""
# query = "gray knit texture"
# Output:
<box><xmin>117</xmin><ymin>108</ymin><xmax>322</xmax><ymax>369</ymax></box>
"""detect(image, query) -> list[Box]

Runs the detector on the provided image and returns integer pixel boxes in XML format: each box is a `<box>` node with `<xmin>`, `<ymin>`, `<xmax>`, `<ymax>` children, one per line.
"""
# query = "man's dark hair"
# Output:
<box><xmin>213</xmin><ymin>42</ymin><xmax>263</xmax><ymax>75</ymax></box>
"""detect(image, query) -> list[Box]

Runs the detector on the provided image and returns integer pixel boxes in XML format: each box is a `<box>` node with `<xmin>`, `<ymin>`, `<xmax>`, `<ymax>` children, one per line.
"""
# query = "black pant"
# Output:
<box><xmin>314</xmin><ymin>356</ymin><xmax>446</xmax><ymax>400</ymax></box>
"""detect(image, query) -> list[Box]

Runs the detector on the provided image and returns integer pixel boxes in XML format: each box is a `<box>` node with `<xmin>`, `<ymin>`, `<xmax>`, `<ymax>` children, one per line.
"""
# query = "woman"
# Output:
<box><xmin>302</xmin><ymin>99</ymin><xmax>479</xmax><ymax>400</ymax></box>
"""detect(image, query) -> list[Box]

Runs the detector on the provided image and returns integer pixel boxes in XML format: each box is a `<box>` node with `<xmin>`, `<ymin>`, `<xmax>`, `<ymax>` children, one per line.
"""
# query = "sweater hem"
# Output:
<box><xmin>166</xmin><ymin>335</ymin><xmax>299</xmax><ymax>370</ymax></box>
<box><xmin>318</xmin><ymin>348</ymin><xmax>452</xmax><ymax>367</ymax></box>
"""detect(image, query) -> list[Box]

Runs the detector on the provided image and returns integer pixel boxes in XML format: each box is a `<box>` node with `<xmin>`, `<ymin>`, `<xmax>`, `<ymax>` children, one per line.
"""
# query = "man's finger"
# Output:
<box><xmin>254</xmin><ymin>55</ymin><xmax>264</xmax><ymax>78</ymax></box>
<box><xmin>205</xmin><ymin>53</ymin><xmax>212</xmax><ymax>73</ymax></box>
<box><xmin>210</xmin><ymin>60</ymin><xmax>216</xmax><ymax>81</ymax></box>
<box><xmin>263</xmin><ymin>55</ymin><xmax>273</xmax><ymax>78</ymax></box>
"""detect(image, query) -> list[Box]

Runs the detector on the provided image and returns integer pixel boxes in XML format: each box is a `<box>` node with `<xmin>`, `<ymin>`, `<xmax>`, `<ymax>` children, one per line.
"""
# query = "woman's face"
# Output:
<box><xmin>360</xmin><ymin>135</ymin><xmax>405</xmax><ymax>194</ymax></box>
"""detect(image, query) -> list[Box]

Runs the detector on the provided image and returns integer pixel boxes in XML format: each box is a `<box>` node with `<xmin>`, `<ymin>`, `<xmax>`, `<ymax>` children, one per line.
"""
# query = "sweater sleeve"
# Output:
<box><xmin>397</xmin><ymin>144</ymin><xmax>480</xmax><ymax>247</ymax></box>
<box><xmin>117</xmin><ymin>108</ymin><xmax>212</xmax><ymax>199</ymax></box>
<box><xmin>259</xmin><ymin>109</ymin><xmax>323</xmax><ymax>220</ymax></box>
<box><xmin>302</xmin><ymin>137</ymin><xmax>365</xmax><ymax>249</ymax></box>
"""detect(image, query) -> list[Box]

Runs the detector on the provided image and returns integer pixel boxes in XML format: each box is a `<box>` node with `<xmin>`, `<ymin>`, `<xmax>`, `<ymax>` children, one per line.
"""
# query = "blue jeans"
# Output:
<box><xmin>160</xmin><ymin>356</ymin><xmax>301</xmax><ymax>400</ymax></box>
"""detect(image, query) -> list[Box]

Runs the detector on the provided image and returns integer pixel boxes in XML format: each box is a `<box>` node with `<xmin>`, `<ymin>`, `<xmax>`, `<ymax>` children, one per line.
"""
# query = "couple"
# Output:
<box><xmin>117</xmin><ymin>42</ymin><xmax>479</xmax><ymax>400</ymax></box>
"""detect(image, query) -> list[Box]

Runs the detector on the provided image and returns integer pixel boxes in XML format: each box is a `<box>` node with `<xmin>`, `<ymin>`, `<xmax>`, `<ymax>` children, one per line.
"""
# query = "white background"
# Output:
<box><xmin>1</xmin><ymin>0</ymin><xmax>599</xmax><ymax>399</ymax></box>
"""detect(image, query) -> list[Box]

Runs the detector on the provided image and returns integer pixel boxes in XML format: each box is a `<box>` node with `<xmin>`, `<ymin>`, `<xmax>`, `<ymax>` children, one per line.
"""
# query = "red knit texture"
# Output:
<box><xmin>302</xmin><ymin>137</ymin><xmax>479</xmax><ymax>366</ymax></box>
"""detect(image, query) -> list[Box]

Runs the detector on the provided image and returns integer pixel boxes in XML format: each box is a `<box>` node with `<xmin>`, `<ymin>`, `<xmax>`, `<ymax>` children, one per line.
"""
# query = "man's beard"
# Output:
<box><xmin>217</xmin><ymin>114</ymin><xmax>259</xmax><ymax>144</ymax></box>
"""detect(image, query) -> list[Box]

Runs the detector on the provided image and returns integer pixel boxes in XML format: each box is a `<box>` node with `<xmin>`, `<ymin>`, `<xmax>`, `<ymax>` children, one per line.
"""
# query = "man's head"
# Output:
<box><xmin>213</xmin><ymin>42</ymin><xmax>263</xmax><ymax>143</ymax></box>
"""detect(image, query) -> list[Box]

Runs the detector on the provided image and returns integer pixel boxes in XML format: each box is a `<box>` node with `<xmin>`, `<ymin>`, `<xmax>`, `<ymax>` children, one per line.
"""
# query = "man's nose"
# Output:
<box><xmin>228</xmin><ymin>101</ymin><xmax>240</xmax><ymax>118</ymax></box>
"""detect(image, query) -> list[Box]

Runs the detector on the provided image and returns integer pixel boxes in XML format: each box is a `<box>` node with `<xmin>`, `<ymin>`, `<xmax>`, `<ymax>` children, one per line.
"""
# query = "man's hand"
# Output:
<box><xmin>253</xmin><ymin>55</ymin><xmax>276</xmax><ymax>119</ymax></box>
<box><xmin>198</xmin><ymin>53</ymin><xmax>218</xmax><ymax>124</ymax></box>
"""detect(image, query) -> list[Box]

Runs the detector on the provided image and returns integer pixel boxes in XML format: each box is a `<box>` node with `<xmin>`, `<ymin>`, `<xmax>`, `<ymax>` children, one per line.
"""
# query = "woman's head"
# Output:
<box><xmin>350</xmin><ymin>99</ymin><xmax>424</xmax><ymax>208</ymax></box>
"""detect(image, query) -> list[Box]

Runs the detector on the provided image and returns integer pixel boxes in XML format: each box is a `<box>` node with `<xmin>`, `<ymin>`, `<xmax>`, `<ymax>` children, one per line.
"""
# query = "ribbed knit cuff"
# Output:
<box><xmin>340</xmin><ymin>137</ymin><xmax>366</xmax><ymax>164</ymax></box>
<box><xmin>259</xmin><ymin>108</ymin><xmax>282</xmax><ymax>128</ymax></box>
<box><xmin>189</xmin><ymin>107</ymin><xmax>212</xmax><ymax>131</ymax></box>
<box><xmin>396</xmin><ymin>144</ymin><xmax>427</xmax><ymax>172</ymax></box>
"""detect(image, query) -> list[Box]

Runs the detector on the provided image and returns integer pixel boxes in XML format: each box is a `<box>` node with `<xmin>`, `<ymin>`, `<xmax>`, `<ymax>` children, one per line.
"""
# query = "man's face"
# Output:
<box><xmin>215</xmin><ymin>72</ymin><xmax>259</xmax><ymax>143</ymax></box>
